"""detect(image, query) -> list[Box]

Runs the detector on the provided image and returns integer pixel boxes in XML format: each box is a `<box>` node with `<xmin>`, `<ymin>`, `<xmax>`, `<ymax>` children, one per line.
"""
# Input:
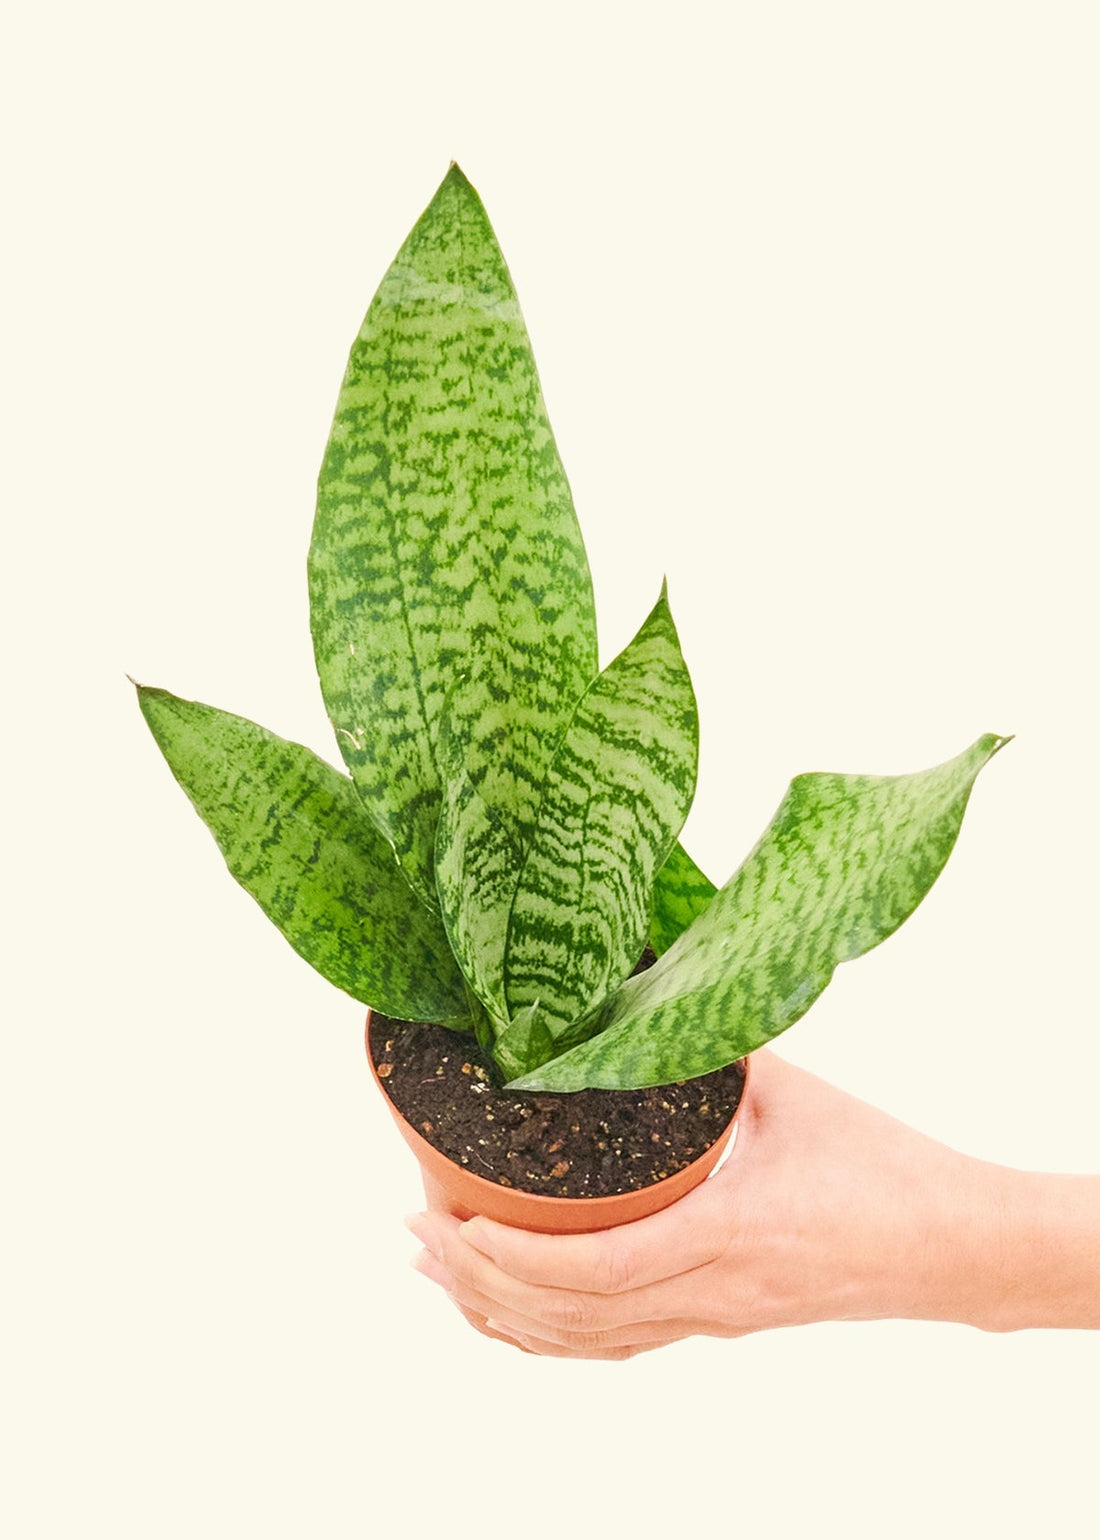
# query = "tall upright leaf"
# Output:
<box><xmin>502</xmin><ymin>586</ymin><xmax>699</xmax><ymax>1042</ymax></box>
<box><xmin>507</xmin><ymin>734</ymin><xmax>1009</xmax><ymax>1089</ymax></box>
<box><xmin>309</xmin><ymin>163</ymin><xmax>598</xmax><ymax>908</ymax></box>
<box><xmin>650</xmin><ymin>841</ymin><xmax>717</xmax><ymax>955</ymax></box>
<box><xmin>136</xmin><ymin>686</ymin><xmax>472</xmax><ymax>1026</ymax></box>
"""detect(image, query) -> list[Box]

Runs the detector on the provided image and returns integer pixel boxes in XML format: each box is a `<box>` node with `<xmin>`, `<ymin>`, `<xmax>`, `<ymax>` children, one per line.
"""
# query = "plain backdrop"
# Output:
<box><xmin>4</xmin><ymin>3</ymin><xmax>1098</xmax><ymax>1536</ymax></box>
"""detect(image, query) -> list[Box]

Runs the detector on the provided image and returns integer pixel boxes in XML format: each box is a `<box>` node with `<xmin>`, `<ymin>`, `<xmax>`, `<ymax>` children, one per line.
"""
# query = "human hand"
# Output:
<box><xmin>405</xmin><ymin>1049</ymin><xmax>1018</xmax><ymax>1358</ymax></box>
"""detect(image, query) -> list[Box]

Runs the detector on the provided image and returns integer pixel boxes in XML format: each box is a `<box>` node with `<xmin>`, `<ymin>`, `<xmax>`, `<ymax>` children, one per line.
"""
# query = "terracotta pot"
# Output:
<box><xmin>366</xmin><ymin>1011</ymin><xmax>748</xmax><ymax>1235</ymax></box>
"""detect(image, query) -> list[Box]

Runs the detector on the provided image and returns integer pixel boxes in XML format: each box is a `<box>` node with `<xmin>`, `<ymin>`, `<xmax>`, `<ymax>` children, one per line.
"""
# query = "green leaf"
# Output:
<box><xmin>136</xmin><ymin>686</ymin><xmax>472</xmax><ymax>1027</ymax></box>
<box><xmin>308</xmin><ymin>163</ymin><xmax>598</xmax><ymax>909</ymax></box>
<box><xmin>492</xmin><ymin>1002</ymin><xmax>554</xmax><ymax>1085</ymax></box>
<box><xmin>650</xmin><ymin>841</ymin><xmax>716</xmax><ymax>955</ymax></box>
<box><xmin>502</xmin><ymin>585</ymin><xmax>699</xmax><ymax>1046</ymax></box>
<box><xmin>507</xmin><ymin>734</ymin><xmax>1010</xmax><ymax>1090</ymax></box>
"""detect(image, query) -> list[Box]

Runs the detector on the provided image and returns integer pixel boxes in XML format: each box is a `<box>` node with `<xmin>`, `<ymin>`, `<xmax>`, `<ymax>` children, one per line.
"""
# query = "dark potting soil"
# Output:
<box><xmin>369</xmin><ymin>992</ymin><xmax>746</xmax><ymax>1200</ymax></box>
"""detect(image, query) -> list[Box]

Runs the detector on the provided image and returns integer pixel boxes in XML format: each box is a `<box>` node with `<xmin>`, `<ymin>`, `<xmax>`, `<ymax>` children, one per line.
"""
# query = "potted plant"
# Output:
<box><xmin>136</xmin><ymin>163</ymin><xmax>1008</xmax><ymax>1235</ymax></box>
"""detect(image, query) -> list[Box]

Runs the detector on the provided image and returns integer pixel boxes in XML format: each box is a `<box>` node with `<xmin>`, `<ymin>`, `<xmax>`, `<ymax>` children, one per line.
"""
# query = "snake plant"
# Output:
<box><xmin>137</xmin><ymin>164</ymin><xmax>1008</xmax><ymax>1091</ymax></box>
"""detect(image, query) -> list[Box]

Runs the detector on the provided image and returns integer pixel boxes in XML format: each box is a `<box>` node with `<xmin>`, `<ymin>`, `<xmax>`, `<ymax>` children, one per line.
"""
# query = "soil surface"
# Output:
<box><xmin>369</xmin><ymin>974</ymin><xmax>746</xmax><ymax>1199</ymax></box>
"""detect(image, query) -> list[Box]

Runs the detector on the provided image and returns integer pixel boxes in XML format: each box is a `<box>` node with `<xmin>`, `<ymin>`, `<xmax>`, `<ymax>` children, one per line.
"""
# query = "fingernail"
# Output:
<box><xmin>487</xmin><ymin>1318</ymin><xmax>532</xmax><ymax>1351</ymax></box>
<box><xmin>459</xmin><ymin>1217</ymin><xmax>491</xmax><ymax>1255</ymax></box>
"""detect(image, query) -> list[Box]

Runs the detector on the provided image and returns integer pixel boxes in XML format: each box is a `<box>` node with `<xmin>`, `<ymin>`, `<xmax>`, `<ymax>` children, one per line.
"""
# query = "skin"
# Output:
<box><xmin>406</xmin><ymin>1049</ymin><xmax>1100</xmax><ymax>1359</ymax></box>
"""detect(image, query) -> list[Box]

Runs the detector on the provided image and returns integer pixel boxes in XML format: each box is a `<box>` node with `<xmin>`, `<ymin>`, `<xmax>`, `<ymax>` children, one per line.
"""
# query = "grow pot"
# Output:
<box><xmin>366</xmin><ymin>1011</ymin><xmax>749</xmax><ymax>1235</ymax></box>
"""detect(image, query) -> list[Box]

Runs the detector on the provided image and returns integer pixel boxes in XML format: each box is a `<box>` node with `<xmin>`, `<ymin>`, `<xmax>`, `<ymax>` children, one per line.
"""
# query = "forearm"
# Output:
<box><xmin>910</xmin><ymin>1155</ymin><xmax>1100</xmax><ymax>1332</ymax></box>
<box><xmin>972</xmin><ymin>1165</ymin><xmax>1100</xmax><ymax>1331</ymax></box>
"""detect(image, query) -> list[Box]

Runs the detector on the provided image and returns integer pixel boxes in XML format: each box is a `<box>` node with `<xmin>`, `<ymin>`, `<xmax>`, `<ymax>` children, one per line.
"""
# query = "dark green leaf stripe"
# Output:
<box><xmin>136</xmin><ymin>686</ymin><xmax>472</xmax><ymax>1026</ymax></box>
<box><xmin>502</xmin><ymin>586</ymin><xmax>699</xmax><ymax>1047</ymax></box>
<box><xmin>650</xmin><ymin>841</ymin><xmax>717</xmax><ymax>955</ymax></box>
<box><xmin>507</xmin><ymin>734</ymin><xmax>1009</xmax><ymax>1089</ymax></box>
<box><xmin>308</xmin><ymin>163</ymin><xmax>598</xmax><ymax>909</ymax></box>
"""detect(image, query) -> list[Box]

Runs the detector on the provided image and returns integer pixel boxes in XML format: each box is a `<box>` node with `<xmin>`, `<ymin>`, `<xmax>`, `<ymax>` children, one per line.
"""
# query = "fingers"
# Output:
<box><xmin>482</xmin><ymin>1329</ymin><xmax>673</xmax><ymax>1361</ymax></box>
<box><xmin>413</xmin><ymin>1245</ymin><xmax>710</xmax><ymax>1359</ymax></box>
<box><xmin>407</xmin><ymin>1210</ymin><xmax>700</xmax><ymax>1333</ymax></box>
<box><xmin>412</xmin><ymin>1242</ymin><xmax>710</xmax><ymax>1352</ymax></box>
<box><xmin>413</xmin><ymin>1250</ymin><xmax>538</xmax><ymax>1353</ymax></box>
<box><xmin>406</xmin><ymin>1209</ymin><xmax>728</xmax><ymax>1364</ymax></box>
<box><xmin>441</xmin><ymin>1176</ymin><xmax>731</xmax><ymax>1297</ymax></box>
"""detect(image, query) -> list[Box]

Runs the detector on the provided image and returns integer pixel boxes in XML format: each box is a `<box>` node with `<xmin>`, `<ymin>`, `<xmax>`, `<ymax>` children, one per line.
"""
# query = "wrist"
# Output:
<box><xmin>921</xmin><ymin>1154</ymin><xmax>1021</xmax><ymax>1331</ymax></box>
<box><xmin>967</xmin><ymin>1166</ymin><xmax>1100</xmax><ymax>1332</ymax></box>
<box><xmin>900</xmin><ymin>1156</ymin><xmax>1100</xmax><ymax>1332</ymax></box>
<box><xmin>853</xmin><ymin>1145</ymin><xmax>1015</xmax><ymax>1329</ymax></box>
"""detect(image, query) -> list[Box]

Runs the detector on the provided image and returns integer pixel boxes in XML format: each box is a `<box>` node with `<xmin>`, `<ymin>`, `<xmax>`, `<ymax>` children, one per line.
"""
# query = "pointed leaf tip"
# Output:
<box><xmin>439</xmin><ymin>160</ymin><xmax>476</xmax><ymax>199</ymax></box>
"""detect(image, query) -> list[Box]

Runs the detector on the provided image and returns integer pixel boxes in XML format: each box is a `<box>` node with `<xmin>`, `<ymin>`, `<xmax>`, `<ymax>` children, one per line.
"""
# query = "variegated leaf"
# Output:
<box><xmin>136</xmin><ymin>686</ymin><xmax>472</xmax><ymax>1026</ymax></box>
<box><xmin>507</xmin><ymin>734</ymin><xmax>1009</xmax><ymax>1089</ymax></box>
<box><xmin>309</xmin><ymin>163</ymin><xmax>598</xmax><ymax>909</ymax></box>
<box><xmin>502</xmin><ymin>585</ymin><xmax>699</xmax><ymax>1046</ymax></box>
<box><xmin>650</xmin><ymin>841</ymin><xmax>716</xmax><ymax>955</ymax></box>
<box><xmin>492</xmin><ymin>1002</ymin><xmax>554</xmax><ymax>1085</ymax></box>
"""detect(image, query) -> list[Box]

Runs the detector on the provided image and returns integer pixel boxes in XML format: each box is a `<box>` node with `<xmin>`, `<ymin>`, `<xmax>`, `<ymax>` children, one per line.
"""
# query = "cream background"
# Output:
<box><xmin>4</xmin><ymin>3</ymin><xmax>1098</xmax><ymax>1535</ymax></box>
